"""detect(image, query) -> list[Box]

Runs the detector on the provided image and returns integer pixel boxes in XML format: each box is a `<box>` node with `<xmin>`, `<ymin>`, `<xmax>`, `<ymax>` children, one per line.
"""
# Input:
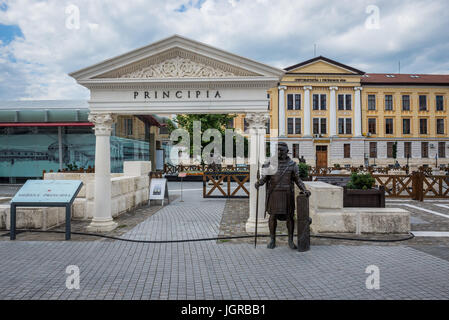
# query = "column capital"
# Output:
<box><xmin>278</xmin><ymin>85</ymin><xmax>287</xmax><ymax>91</ymax></box>
<box><xmin>354</xmin><ymin>86</ymin><xmax>363</xmax><ymax>91</ymax></box>
<box><xmin>88</xmin><ymin>113</ymin><xmax>116</xmax><ymax>136</ymax></box>
<box><xmin>303</xmin><ymin>86</ymin><xmax>312</xmax><ymax>91</ymax></box>
<box><xmin>246</xmin><ymin>112</ymin><xmax>269</xmax><ymax>130</ymax></box>
<box><xmin>329</xmin><ymin>86</ymin><xmax>339</xmax><ymax>91</ymax></box>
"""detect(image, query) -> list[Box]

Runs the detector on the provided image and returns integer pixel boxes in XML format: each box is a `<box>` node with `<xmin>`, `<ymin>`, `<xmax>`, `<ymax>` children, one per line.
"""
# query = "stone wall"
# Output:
<box><xmin>295</xmin><ymin>181</ymin><xmax>410</xmax><ymax>234</ymax></box>
<box><xmin>44</xmin><ymin>161</ymin><xmax>150</xmax><ymax>220</ymax></box>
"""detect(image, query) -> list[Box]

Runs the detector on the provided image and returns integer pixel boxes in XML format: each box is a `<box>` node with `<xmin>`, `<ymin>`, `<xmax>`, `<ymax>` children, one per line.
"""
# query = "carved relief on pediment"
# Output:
<box><xmin>120</xmin><ymin>56</ymin><xmax>236</xmax><ymax>78</ymax></box>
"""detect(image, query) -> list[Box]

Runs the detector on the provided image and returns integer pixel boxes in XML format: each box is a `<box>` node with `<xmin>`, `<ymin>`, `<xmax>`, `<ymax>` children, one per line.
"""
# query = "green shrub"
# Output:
<box><xmin>298</xmin><ymin>162</ymin><xmax>310</xmax><ymax>180</ymax></box>
<box><xmin>333</xmin><ymin>163</ymin><xmax>341</xmax><ymax>169</ymax></box>
<box><xmin>346</xmin><ymin>172</ymin><xmax>375</xmax><ymax>190</ymax></box>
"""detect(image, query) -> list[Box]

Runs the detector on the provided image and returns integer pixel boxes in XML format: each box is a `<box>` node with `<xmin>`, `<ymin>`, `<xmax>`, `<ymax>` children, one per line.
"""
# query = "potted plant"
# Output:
<box><xmin>332</xmin><ymin>163</ymin><xmax>341</xmax><ymax>174</ymax></box>
<box><xmin>298</xmin><ymin>162</ymin><xmax>311</xmax><ymax>181</ymax></box>
<box><xmin>344</xmin><ymin>172</ymin><xmax>385</xmax><ymax>207</ymax></box>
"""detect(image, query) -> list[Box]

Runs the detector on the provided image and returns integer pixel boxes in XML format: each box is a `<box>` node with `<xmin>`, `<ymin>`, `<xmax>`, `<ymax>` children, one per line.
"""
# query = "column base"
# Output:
<box><xmin>245</xmin><ymin>217</ymin><xmax>270</xmax><ymax>234</ymax></box>
<box><xmin>86</xmin><ymin>218</ymin><xmax>118</xmax><ymax>232</ymax></box>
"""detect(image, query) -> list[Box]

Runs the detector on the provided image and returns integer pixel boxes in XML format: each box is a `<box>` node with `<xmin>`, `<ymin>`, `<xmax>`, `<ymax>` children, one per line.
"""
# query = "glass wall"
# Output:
<box><xmin>0</xmin><ymin>126</ymin><xmax>149</xmax><ymax>182</ymax></box>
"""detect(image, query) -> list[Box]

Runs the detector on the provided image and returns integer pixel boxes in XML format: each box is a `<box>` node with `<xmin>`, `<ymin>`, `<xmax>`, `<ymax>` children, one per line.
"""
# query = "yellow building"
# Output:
<box><xmin>235</xmin><ymin>56</ymin><xmax>449</xmax><ymax>168</ymax></box>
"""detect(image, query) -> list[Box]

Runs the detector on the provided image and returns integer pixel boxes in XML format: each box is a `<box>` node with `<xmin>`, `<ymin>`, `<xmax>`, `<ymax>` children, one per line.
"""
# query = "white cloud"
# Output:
<box><xmin>0</xmin><ymin>0</ymin><xmax>448</xmax><ymax>100</ymax></box>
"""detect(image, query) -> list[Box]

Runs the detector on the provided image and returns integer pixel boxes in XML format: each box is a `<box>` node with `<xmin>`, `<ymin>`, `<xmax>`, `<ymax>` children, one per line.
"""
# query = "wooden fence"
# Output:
<box><xmin>202</xmin><ymin>171</ymin><xmax>250</xmax><ymax>198</ymax></box>
<box><xmin>312</xmin><ymin>171</ymin><xmax>449</xmax><ymax>200</ymax></box>
<box><xmin>164</xmin><ymin>163</ymin><xmax>249</xmax><ymax>175</ymax></box>
<box><xmin>162</xmin><ymin>163</ymin><xmax>449</xmax><ymax>200</ymax></box>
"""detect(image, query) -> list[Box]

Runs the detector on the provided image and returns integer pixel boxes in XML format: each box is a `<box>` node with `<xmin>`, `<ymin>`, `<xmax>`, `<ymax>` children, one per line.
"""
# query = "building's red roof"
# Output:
<box><xmin>362</xmin><ymin>73</ymin><xmax>449</xmax><ymax>85</ymax></box>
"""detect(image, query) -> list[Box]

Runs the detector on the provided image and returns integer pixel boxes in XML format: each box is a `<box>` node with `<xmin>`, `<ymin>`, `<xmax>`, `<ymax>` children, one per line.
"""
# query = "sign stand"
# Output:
<box><xmin>10</xmin><ymin>180</ymin><xmax>83</xmax><ymax>241</ymax></box>
<box><xmin>149</xmin><ymin>178</ymin><xmax>169</xmax><ymax>206</ymax></box>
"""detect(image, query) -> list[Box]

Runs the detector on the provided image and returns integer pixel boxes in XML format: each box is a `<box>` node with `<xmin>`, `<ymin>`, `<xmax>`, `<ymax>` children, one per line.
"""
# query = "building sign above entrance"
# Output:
<box><xmin>133</xmin><ymin>90</ymin><xmax>222</xmax><ymax>101</ymax></box>
<box><xmin>295</xmin><ymin>78</ymin><xmax>347</xmax><ymax>83</ymax></box>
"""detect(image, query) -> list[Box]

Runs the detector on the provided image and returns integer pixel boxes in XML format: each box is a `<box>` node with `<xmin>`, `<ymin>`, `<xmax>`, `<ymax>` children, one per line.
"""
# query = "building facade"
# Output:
<box><xmin>235</xmin><ymin>56</ymin><xmax>449</xmax><ymax>168</ymax></box>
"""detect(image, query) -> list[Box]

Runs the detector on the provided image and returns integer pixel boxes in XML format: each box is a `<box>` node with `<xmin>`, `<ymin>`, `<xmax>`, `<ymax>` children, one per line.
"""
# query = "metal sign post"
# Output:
<box><xmin>254</xmin><ymin>128</ymin><xmax>261</xmax><ymax>248</ymax></box>
<box><xmin>10</xmin><ymin>180</ymin><xmax>83</xmax><ymax>241</ymax></box>
<box><xmin>178</xmin><ymin>172</ymin><xmax>187</xmax><ymax>202</ymax></box>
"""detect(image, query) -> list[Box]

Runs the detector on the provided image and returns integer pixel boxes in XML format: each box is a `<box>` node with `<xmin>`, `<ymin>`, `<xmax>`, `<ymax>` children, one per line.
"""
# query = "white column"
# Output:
<box><xmin>354</xmin><ymin>87</ymin><xmax>363</xmax><ymax>137</ymax></box>
<box><xmin>278</xmin><ymin>86</ymin><xmax>287</xmax><ymax>137</ymax></box>
<box><xmin>245</xmin><ymin>112</ymin><xmax>269</xmax><ymax>234</ymax></box>
<box><xmin>329</xmin><ymin>86</ymin><xmax>338</xmax><ymax>136</ymax></box>
<box><xmin>303</xmin><ymin>86</ymin><xmax>312</xmax><ymax>137</ymax></box>
<box><xmin>87</xmin><ymin>113</ymin><xmax>117</xmax><ymax>232</ymax></box>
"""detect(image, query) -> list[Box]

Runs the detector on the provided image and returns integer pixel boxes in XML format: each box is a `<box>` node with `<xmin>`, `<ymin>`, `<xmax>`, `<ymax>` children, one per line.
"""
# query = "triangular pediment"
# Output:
<box><xmin>94</xmin><ymin>48</ymin><xmax>258</xmax><ymax>79</ymax></box>
<box><xmin>285</xmin><ymin>56</ymin><xmax>364</xmax><ymax>75</ymax></box>
<box><xmin>69</xmin><ymin>35</ymin><xmax>284</xmax><ymax>81</ymax></box>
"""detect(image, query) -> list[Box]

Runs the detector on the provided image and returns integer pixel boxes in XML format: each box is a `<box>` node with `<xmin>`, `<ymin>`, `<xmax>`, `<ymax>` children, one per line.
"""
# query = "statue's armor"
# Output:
<box><xmin>259</xmin><ymin>157</ymin><xmax>307</xmax><ymax>220</ymax></box>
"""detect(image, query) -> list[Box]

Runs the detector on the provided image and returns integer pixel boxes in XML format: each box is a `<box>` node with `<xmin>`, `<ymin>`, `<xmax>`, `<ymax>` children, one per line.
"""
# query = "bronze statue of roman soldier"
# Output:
<box><xmin>255</xmin><ymin>142</ymin><xmax>311</xmax><ymax>249</ymax></box>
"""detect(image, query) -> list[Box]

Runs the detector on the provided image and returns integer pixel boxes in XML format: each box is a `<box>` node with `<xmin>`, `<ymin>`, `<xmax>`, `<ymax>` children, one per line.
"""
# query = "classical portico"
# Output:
<box><xmin>69</xmin><ymin>35</ymin><xmax>284</xmax><ymax>232</ymax></box>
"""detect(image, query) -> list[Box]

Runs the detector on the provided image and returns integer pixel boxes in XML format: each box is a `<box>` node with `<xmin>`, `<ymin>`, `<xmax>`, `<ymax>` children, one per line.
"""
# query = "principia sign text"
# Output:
<box><xmin>133</xmin><ymin>90</ymin><xmax>221</xmax><ymax>100</ymax></box>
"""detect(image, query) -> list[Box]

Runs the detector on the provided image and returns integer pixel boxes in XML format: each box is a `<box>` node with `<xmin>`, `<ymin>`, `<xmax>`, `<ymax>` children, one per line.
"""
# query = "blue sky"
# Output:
<box><xmin>0</xmin><ymin>0</ymin><xmax>448</xmax><ymax>100</ymax></box>
<box><xmin>0</xmin><ymin>24</ymin><xmax>23</xmax><ymax>45</ymax></box>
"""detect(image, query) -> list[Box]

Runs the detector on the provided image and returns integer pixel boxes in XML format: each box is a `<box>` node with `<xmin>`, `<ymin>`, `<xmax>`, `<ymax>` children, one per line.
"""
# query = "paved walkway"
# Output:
<box><xmin>0</xmin><ymin>182</ymin><xmax>449</xmax><ymax>299</ymax></box>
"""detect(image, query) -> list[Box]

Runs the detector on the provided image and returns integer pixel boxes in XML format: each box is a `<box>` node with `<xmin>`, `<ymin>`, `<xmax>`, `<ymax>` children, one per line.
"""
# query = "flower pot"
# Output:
<box><xmin>343</xmin><ymin>186</ymin><xmax>385</xmax><ymax>208</ymax></box>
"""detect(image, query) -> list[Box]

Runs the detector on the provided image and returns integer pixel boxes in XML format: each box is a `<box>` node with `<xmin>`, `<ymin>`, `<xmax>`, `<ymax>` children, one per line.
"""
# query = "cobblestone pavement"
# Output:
<box><xmin>218</xmin><ymin>196</ymin><xmax>449</xmax><ymax>249</ymax></box>
<box><xmin>0</xmin><ymin>196</ymin><xmax>178</xmax><ymax>242</ymax></box>
<box><xmin>0</xmin><ymin>182</ymin><xmax>449</xmax><ymax>299</ymax></box>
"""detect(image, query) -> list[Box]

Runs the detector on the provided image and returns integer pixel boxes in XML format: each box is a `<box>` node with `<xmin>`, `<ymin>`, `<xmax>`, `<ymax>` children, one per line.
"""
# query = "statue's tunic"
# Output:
<box><xmin>259</xmin><ymin>157</ymin><xmax>307</xmax><ymax>221</ymax></box>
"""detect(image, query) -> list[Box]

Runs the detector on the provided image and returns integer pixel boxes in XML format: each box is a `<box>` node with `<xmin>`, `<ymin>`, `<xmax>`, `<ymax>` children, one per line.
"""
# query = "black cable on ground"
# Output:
<box><xmin>1</xmin><ymin>229</ymin><xmax>415</xmax><ymax>243</ymax></box>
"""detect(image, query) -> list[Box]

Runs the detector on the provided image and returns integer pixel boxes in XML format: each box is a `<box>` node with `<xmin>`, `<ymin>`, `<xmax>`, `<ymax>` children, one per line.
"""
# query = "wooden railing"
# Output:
<box><xmin>372</xmin><ymin>174</ymin><xmax>414</xmax><ymax>198</ymax></box>
<box><xmin>164</xmin><ymin>163</ymin><xmax>249</xmax><ymax>175</ymax></box>
<box><xmin>203</xmin><ymin>171</ymin><xmax>250</xmax><ymax>198</ymax></box>
<box><xmin>312</xmin><ymin>171</ymin><xmax>449</xmax><ymax>200</ymax></box>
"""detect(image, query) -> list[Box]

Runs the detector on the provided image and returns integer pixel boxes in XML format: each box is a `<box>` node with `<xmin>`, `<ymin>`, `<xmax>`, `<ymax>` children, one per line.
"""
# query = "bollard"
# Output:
<box><xmin>296</xmin><ymin>193</ymin><xmax>311</xmax><ymax>252</ymax></box>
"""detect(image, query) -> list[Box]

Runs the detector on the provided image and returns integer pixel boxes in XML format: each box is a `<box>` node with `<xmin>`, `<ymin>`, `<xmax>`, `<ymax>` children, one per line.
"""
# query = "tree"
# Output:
<box><xmin>168</xmin><ymin>114</ymin><xmax>248</xmax><ymax>159</ymax></box>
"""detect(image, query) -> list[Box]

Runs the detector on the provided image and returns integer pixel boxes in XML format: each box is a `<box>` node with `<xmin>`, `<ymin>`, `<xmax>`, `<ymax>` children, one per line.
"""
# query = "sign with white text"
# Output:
<box><xmin>11</xmin><ymin>180</ymin><xmax>83</xmax><ymax>204</ymax></box>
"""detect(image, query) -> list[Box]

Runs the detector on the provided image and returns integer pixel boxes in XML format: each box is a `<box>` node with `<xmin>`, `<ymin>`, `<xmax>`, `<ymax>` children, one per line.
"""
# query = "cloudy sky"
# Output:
<box><xmin>0</xmin><ymin>0</ymin><xmax>448</xmax><ymax>100</ymax></box>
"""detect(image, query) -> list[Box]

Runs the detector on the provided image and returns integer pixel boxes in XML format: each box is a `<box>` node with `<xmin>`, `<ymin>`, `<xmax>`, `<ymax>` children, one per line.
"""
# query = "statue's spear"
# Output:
<box><xmin>254</xmin><ymin>129</ymin><xmax>260</xmax><ymax>249</ymax></box>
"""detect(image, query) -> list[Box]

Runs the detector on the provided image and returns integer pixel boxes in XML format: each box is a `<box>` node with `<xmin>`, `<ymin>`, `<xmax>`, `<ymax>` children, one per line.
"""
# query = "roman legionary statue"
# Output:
<box><xmin>255</xmin><ymin>142</ymin><xmax>311</xmax><ymax>249</ymax></box>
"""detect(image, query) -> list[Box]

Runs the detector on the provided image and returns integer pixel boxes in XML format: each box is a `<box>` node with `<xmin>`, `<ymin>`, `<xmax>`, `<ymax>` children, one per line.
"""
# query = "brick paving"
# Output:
<box><xmin>0</xmin><ymin>182</ymin><xmax>449</xmax><ymax>299</ymax></box>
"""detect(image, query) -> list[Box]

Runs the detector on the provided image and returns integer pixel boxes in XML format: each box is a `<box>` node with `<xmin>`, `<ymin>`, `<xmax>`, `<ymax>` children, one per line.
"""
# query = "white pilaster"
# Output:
<box><xmin>278</xmin><ymin>86</ymin><xmax>287</xmax><ymax>137</ymax></box>
<box><xmin>87</xmin><ymin>113</ymin><xmax>117</xmax><ymax>232</ymax></box>
<box><xmin>303</xmin><ymin>86</ymin><xmax>312</xmax><ymax>137</ymax></box>
<box><xmin>330</xmin><ymin>86</ymin><xmax>338</xmax><ymax>137</ymax></box>
<box><xmin>354</xmin><ymin>87</ymin><xmax>363</xmax><ymax>137</ymax></box>
<box><xmin>245</xmin><ymin>112</ymin><xmax>269</xmax><ymax>234</ymax></box>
